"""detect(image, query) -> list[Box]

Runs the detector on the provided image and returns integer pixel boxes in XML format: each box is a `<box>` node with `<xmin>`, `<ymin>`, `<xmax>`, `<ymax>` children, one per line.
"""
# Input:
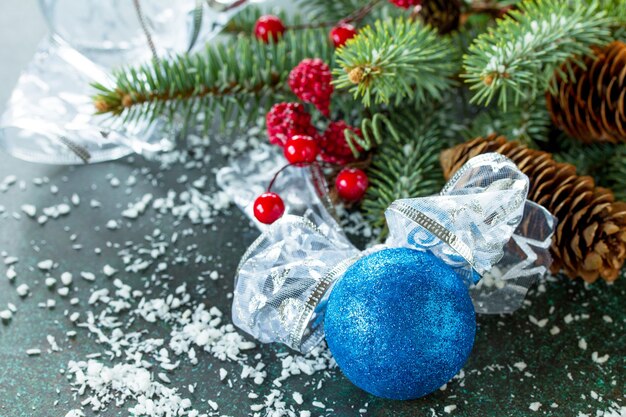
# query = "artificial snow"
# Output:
<box><xmin>591</xmin><ymin>352</ymin><xmax>609</xmax><ymax>364</ymax></box>
<box><xmin>37</xmin><ymin>259</ymin><xmax>54</xmax><ymax>270</ymax></box>
<box><xmin>16</xmin><ymin>283</ymin><xmax>29</xmax><ymax>297</ymax></box>
<box><xmin>21</xmin><ymin>204</ymin><xmax>36</xmax><ymax>217</ymax></box>
<box><xmin>61</xmin><ymin>272</ymin><xmax>73</xmax><ymax>285</ymax></box>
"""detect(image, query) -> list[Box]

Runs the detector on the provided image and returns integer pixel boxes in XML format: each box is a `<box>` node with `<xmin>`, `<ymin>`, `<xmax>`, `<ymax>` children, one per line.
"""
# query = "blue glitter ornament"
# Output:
<box><xmin>324</xmin><ymin>247</ymin><xmax>476</xmax><ymax>400</ymax></box>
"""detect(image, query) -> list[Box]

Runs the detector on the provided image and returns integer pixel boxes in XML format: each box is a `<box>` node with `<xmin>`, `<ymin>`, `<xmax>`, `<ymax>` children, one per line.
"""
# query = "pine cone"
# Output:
<box><xmin>419</xmin><ymin>0</ymin><xmax>461</xmax><ymax>34</ymax></box>
<box><xmin>441</xmin><ymin>135</ymin><xmax>626</xmax><ymax>283</ymax></box>
<box><xmin>546</xmin><ymin>41</ymin><xmax>626</xmax><ymax>144</ymax></box>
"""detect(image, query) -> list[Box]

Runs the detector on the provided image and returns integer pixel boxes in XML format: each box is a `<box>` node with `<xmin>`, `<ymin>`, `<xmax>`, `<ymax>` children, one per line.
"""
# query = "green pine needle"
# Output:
<box><xmin>296</xmin><ymin>0</ymin><xmax>369</xmax><ymax>22</ymax></box>
<box><xmin>333</xmin><ymin>17</ymin><xmax>458</xmax><ymax>107</ymax></box>
<box><xmin>605</xmin><ymin>146</ymin><xmax>626</xmax><ymax>202</ymax></box>
<box><xmin>587</xmin><ymin>0</ymin><xmax>626</xmax><ymax>26</ymax></box>
<box><xmin>464</xmin><ymin>96</ymin><xmax>551</xmax><ymax>146</ymax></box>
<box><xmin>555</xmin><ymin>140</ymin><xmax>626</xmax><ymax>202</ymax></box>
<box><xmin>463</xmin><ymin>0</ymin><xmax>613</xmax><ymax>109</ymax></box>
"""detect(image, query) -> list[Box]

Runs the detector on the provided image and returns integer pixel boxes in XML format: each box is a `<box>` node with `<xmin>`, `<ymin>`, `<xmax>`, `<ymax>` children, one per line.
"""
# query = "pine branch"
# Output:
<box><xmin>361</xmin><ymin>104</ymin><xmax>448</xmax><ymax>232</ymax></box>
<box><xmin>92</xmin><ymin>28</ymin><xmax>334</xmax><ymax>134</ymax></box>
<box><xmin>333</xmin><ymin>17</ymin><xmax>458</xmax><ymax>107</ymax></box>
<box><xmin>465</xmin><ymin>96</ymin><xmax>551</xmax><ymax>146</ymax></box>
<box><xmin>463</xmin><ymin>0</ymin><xmax>613</xmax><ymax>109</ymax></box>
<box><xmin>594</xmin><ymin>0</ymin><xmax>626</xmax><ymax>41</ymax></box>
<box><xmin>588</xmin><ymin>0</ymin><xmax>626</xmax><ymax>26</ymax></box>
<box><xmin>555</xmin><ymin>141</ymin><xmax>626</xmax><ymax>202</ymax></box>
<box><xmin>605</xmin><ymin>146</ymin><xmax>626</xmax><ymax>202</ymax></box>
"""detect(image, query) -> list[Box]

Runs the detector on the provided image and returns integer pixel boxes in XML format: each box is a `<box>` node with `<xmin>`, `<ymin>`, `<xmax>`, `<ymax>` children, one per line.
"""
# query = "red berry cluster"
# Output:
<box><xmin>253</xmin><ymin>165</ymin><xmax>369</xmax><ymax>225</ymax></box>
<box><xmin>266</xmin><ymin>102</ymin><xmax>316</xmax><ymax>147</ymax></box>
<box><xmin>288</xmin><ymin>58</ymin><xmax>334</xmax><ymax>117</ymax></box>
<box><xmin>265</xmin><ymin>103</ymin><xmax>364</xmax><ymax>166</ymax></box>
<box><xmin>388</xmin><ymin>0</ymin><xmax>422</xmax><ymax>9</ymax></box>
<box><xmin>319</xmin><ymin>120</ymin><xmax>364</xmax><ymax>165</ymax></box>
<box><xmin>251</xmin><ymin>17</ymin><xmax>369</xmax><ymax>226</ymax></box>
<box><xmin>256</xmin><ymin>108</ymin><xmax>371</xmax><ymax>225</ymax></box>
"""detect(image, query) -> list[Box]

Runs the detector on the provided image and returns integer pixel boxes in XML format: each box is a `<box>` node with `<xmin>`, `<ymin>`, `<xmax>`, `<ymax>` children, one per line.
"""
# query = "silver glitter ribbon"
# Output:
<box><xmin>225</xmin><ymin>152</ymin><xmax>556</xmax><ymax>352</ymax></box>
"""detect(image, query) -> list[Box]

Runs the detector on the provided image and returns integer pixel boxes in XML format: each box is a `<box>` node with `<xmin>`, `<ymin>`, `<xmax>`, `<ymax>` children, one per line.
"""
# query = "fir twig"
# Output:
<box><xmin>344</xmin><ymin>113</ymin><xmax>401</xmax><ymax>157</ymax></box>
<box><xmin>555</xmin><ymin>141</ymin><xmax>626</xmax><ymax>202</ymax></box>
<box><xmin>361</xmin><ymin>106</ymin><xmax>448</xmax><ymax>233</ymax></box>
<box><xmin>92</xmin><ymin>28</ymin><xmax>334</xmax><ymax>134</ymax></box>
<box><xmin>586</xmin><ymin>0</ymin><xmax>626</xmax><ymax>26</ymax></box>
<box><xmin>605</xmin><ymin>146</ymin><xmax>626</xmax><ymax>202</ymax></box>
<box><xmin>591</xmin><ymin>0</ymin><xmax>626</xmax><ymax>41</ymax></box>
<box><xmin>465</xmin><ymin>96</ymin><xmax>551</xmax><ymax>146</ymax></box>
<box><xmin>463</xmin><ymin>0</ymin><xmax>612</xmax><ymax>109</ymax></box>
<box><xmin>333</xmin><ymin>17</ymin><xmax>458</xmax><ymax>107</ymax></box>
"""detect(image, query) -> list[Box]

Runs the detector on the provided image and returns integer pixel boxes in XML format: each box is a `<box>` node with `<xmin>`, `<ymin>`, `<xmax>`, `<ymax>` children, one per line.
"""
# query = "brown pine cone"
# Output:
<box><xmin>418</xmin><ymin>0</ymin><xmax>461</xmax><ymax>34</ymax></box>
<box><xmin>546</xmin><ymin>41</ymin><xmax>626</xmax><ymax>144</ymax></box>
<box><xmin>441</xmin><ymin>135</ymin><xmax>626</xmax><ymax>283</ymax></box>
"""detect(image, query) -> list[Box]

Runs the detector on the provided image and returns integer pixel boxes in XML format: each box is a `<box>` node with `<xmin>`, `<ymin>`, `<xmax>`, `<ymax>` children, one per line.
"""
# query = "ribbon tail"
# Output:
<box><xmin>471</xmin><ymin>201</ymin><xmax>556</xmax><ymax>314</ymax></box>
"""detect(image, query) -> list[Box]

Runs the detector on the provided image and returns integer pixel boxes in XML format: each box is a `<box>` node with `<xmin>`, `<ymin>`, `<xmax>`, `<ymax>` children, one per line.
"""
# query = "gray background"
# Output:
<box><xmin>0</xmin><ymin>1</ymin><xmax>46</xmax><ymax>114</ymax></box>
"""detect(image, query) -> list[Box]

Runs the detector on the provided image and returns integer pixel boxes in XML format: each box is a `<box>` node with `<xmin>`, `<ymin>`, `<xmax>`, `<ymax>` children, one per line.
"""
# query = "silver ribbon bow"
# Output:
<box><xmin>229</xmin><ymin>153</ymin><xmax>556</xmax><ymax>352</ymax></box>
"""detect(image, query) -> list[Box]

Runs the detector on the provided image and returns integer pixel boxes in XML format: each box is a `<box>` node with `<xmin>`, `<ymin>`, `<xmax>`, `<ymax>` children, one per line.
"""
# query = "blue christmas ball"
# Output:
<box><xmin>324</xmin><ymin>247</ymin><xmax>476</xmax><ymax>400</ymax></box>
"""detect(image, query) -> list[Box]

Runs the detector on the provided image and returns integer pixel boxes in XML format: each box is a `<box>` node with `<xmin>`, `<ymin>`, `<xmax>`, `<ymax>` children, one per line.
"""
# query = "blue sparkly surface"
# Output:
<box><xmin>324</xmin><ymin>248</ymin><xmax>476</xmax><ymax>400</ymax></box>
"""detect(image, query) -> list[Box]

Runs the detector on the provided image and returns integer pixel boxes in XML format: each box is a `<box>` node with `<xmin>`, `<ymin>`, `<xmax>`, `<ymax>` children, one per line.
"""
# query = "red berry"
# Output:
<box><xmin>388</xmin><ymin>0</ymin><xmax>422</xmax><ymax>9</ymax></box>
<box><xmin>266</xmin><ymin>102</ymin><xmax>317</xmax><ymax>147</ymax></box>
<box><xmin>288</xmin><ymin>58</ymin><xmax>334</xmax><ymax>117</ymax></box>
<box><xmin>497</xmin><ymin>5</ymin><xmax>514</xmax><ymax>18</ymax></box>
<box><xmin>330</xmin><ymin>23</ymin><xmax>357</xmax><ymax>48</ymax></box>
<box><xmin>254</xmin><ymin>15</ymin><xmax>286</xmax><ymax>43</ymax></box>
<box><xmin>319</xmin><ymin>120</ymin><xmax>364</xmax><ymax>165</ymax></box>
<box><xmin>253</xmin><ymin>192</ymin><xmax>285</xmax><ymax>224</ymax></box>
<box><xmin>284</xmin><ymin>135</ymin><xmax>319</xmax><ymax>165</ymax></box>
<box><xmin>335</xmin><ymin>168</ymin><xmax>368</xmax><ymax>202</ymax></box>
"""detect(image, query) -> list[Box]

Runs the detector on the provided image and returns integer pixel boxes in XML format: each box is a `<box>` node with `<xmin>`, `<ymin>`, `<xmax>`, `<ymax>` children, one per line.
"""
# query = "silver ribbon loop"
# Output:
<box><xmin>385</xmin><ymin>153</ymin><xmax>533</xmax><ymax>287</ymax></box>
<box><xmin>387</xmin><ymin>201</ymin><xmax>478</xmax><ymax>278</ymax></box>
<box><xmin>232</xmin><ymin>215</ymin><xmax>360</xmax><ymax>352</ymax></box>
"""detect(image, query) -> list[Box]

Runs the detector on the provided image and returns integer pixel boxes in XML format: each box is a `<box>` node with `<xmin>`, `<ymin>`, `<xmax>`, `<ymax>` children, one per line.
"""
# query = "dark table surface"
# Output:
<box><xmin>0</xmin><ymin>130</ymin><xmax>623</xmax><ymax>417</ymax></box>
<box><xmin>0</xmin><ymin>3</ymin><xmax>624</xmax><ymax>417</ymax></box>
